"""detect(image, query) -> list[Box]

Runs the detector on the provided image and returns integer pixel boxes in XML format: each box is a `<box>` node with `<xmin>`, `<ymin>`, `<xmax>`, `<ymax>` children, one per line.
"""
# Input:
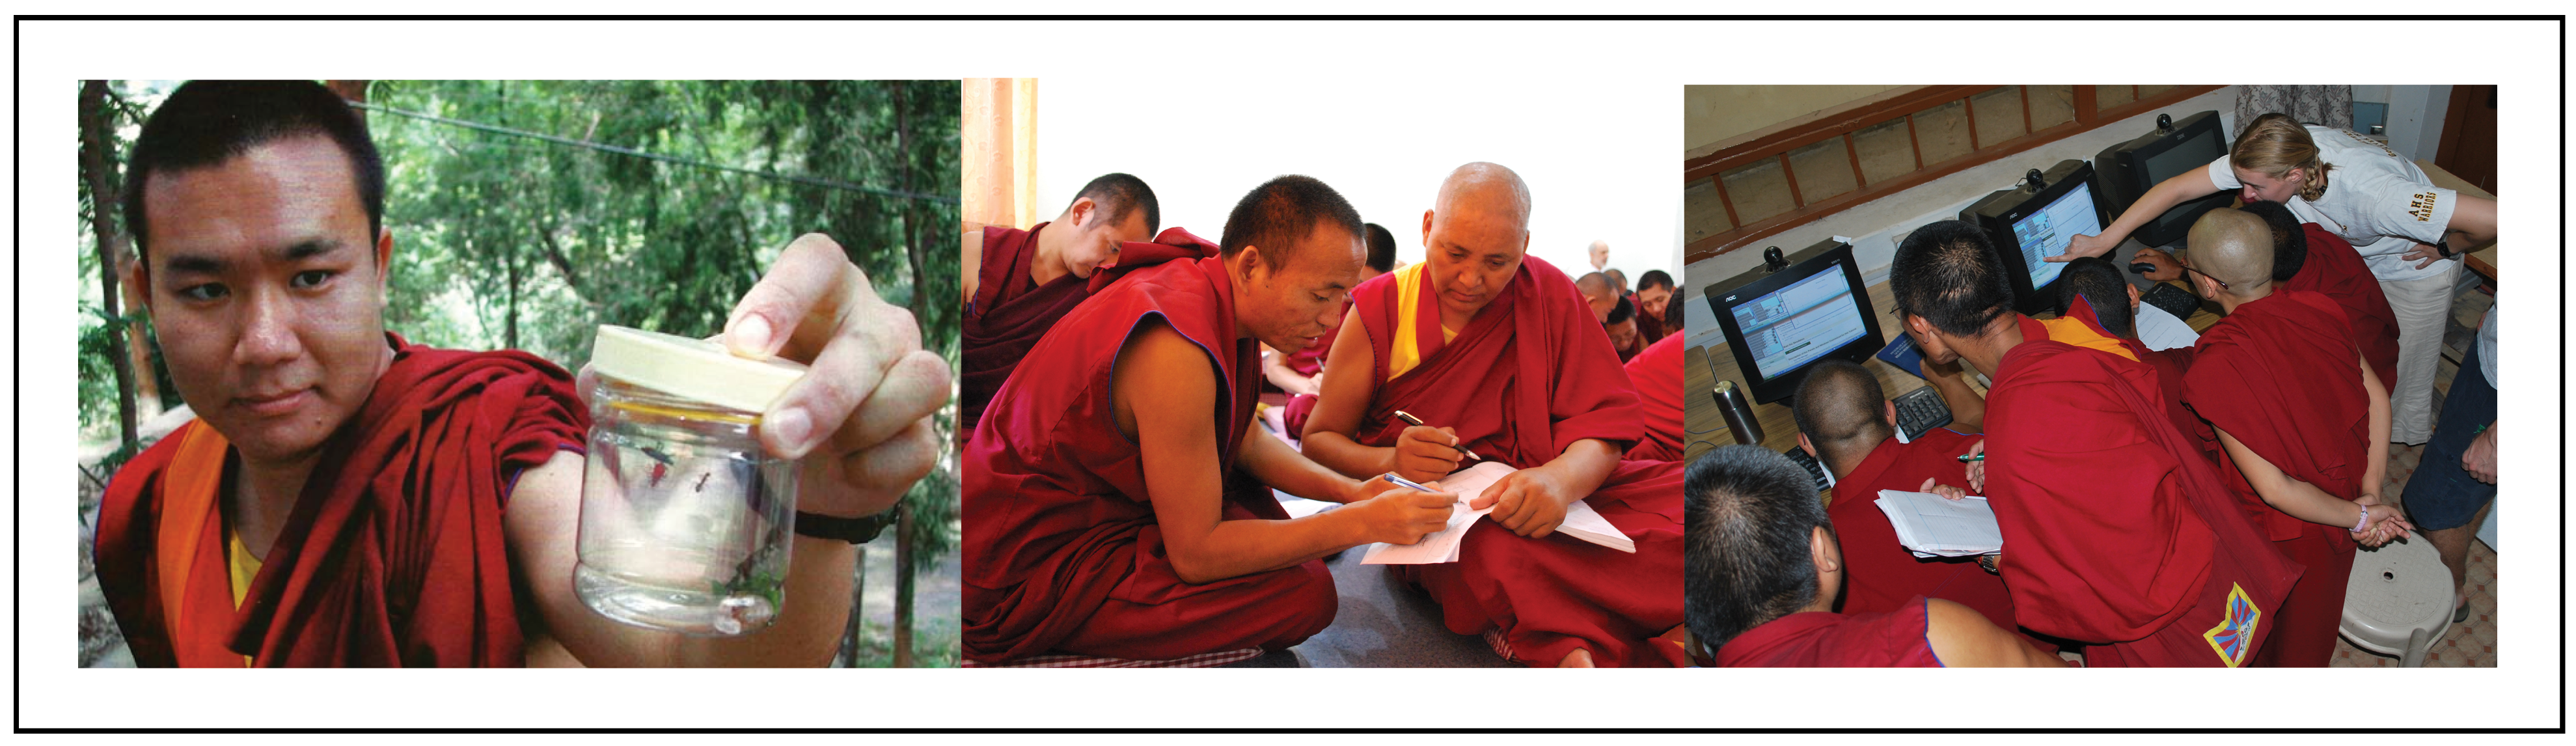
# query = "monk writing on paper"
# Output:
<box><xmin>1300</xmin><ymin>162</ymin><xmax>1685</xmax><ymax>668</ymax></box>
<box><xmin>963</xmin><ymin>175</ymin><xmax>1456</xmax><ymax>665</ymax></box>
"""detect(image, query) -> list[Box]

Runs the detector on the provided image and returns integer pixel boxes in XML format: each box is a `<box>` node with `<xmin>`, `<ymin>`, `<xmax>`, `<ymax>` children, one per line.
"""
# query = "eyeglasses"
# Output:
<box><xmin>2181</xmin><ymin>265</ymin><xmax>2230</xmax><ymax>291</ymax></box>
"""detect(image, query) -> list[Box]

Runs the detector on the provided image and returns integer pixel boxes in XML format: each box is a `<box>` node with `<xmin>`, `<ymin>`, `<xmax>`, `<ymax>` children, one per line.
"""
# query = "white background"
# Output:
<box><xmin>13</xmin><ymin>13</ymin><xmax>2564</xmax><ymax>734</ymax></box>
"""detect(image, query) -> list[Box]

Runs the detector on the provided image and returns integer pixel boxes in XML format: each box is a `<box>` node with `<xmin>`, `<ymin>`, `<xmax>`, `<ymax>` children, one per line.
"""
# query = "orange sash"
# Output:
<box><xmin>149</xmin><ymin>424</ymin><xmax>251</xmax><ymax>668</ymax></box>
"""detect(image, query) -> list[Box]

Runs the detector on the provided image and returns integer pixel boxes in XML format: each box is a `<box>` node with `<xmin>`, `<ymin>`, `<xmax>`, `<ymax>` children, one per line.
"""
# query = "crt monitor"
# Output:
<box><xmin>1702</xmin><ymin>239</ymin><xmax>1884</xmax><ymax>405</ymax></box>
<box><xmin>2094</xmin><ymin>109</ymin><xmax>2232</xmax><ymax>247</ymax></box>
<box><xmin>1960</xmin><ymin>158</ymin><xmax>2107</xmax><ymax>316</ymax></box>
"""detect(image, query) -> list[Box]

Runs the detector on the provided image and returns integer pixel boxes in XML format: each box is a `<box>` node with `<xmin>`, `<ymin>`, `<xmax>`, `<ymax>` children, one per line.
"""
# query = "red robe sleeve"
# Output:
<box><xmin>1623</xmin><ymin>333</ymin><xmax>1686</xmax><ymax>461</ymax></box>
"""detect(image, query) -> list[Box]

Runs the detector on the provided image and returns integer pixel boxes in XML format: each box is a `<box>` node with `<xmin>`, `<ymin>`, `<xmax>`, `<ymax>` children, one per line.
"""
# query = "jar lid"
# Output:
<box><xmin>589</xmin><ymin>324</ymin><xmax>810</xmax><ymax>415</ymax></box>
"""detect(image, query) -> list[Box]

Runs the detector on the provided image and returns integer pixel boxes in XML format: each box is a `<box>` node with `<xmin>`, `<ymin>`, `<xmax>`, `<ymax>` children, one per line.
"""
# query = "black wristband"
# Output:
<box><xmin>795</xmin><ymin>510</ymin><xmax>894</xmax><ymax>544</ymax></box>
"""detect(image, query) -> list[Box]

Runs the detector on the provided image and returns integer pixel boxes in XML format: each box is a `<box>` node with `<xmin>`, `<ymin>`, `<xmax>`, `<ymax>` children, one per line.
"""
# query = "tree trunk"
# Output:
<box><xmin>888</xmin><ymin>81</ymin><xmax>920</xmax><ymax>670</ymax></box>
<box><xmin>839</xmin><ymin>553</ymin><xmax>865</xmax><ymax>667</ymax></box>
<box><xmin>504</xmin><ymin>251</ymin><xmax>520</xmax><ymax>350</ymax></box>
<box><xmin>79</xmin><ymin>81</ymin><xmax>139</xmax><ymax>447</ymax></box>
<box><xmin>327</xmin><ymin>80</ymin><xmax>369</xmax><ymax>125</ymax></box>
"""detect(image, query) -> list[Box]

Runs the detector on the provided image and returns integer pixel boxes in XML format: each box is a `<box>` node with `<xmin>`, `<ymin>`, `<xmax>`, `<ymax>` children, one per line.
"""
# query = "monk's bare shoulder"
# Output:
<box><xmin>1111</xmin><ymin>318</ymin><xmax>1220</xmax><ymax>441</ymax></box>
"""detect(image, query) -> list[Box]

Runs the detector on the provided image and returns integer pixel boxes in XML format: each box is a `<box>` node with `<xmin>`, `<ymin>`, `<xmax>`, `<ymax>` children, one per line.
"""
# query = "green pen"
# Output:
<box><xmin>1956</xmin><ymin>452</ymin><xmax>1984</xmax><ymax>463</ymax></box>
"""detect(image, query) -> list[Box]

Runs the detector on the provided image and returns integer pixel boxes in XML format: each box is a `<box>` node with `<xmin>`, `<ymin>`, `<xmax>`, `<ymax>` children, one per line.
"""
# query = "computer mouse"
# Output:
<box><xmin>2130</xmin><ymin>262</ymin><xmax>2156</xmax><ymax>275</ymax></box>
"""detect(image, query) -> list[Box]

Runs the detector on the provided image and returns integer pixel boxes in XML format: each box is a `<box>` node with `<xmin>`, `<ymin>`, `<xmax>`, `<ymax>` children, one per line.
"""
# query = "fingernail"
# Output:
<box><xmin>730</xmin><ymin>314</ymin><xmax>773</xmax><ymax>356</ymax></box>
<box><xmin>767</xmin><ymin>407</ymin><xmax>813</xmax><ymax>457</ymax></box>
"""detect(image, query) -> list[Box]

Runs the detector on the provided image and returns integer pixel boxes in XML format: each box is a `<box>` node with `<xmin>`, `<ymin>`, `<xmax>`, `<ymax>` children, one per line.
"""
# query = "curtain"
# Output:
<box><xmin>2233</xmin><ymin>85</ymin><xmax>2354</xmax><ymax>138</ymax></box>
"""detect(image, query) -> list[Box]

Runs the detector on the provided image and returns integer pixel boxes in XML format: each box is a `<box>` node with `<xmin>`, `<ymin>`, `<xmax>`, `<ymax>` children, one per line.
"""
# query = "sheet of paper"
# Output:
<box><xmin>2135</xmin><ymin>301</ymin><xmax>2201</xmax><ymax>352</ymax></box>
<box><xmin>1871</xmin><ymin>489</ymin><xmax>2003</xmax><ymax>557</ymax></box>
<box><xmin>1362</xmin><ymin>462</ymin><xmax>1636</xmax><ymax>563</ymax></box>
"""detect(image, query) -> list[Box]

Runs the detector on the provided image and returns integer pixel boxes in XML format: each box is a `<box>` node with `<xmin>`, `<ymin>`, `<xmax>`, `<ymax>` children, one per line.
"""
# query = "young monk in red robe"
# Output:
<box><xmin>1889</xmin><ymin>219</ymin><xmax>2303</xmax><ymax>667</ymax></box>
<box><xmin>1786</xmin><ymin>361</ymin><xmax>2038</xmax><ymax>651</ymax></box>
<box><xmin>1684</xmin><ymin>445</ymin><xmax>2064</xmax><ymax>667</ymax></box>
<box><xmin>2054</xmin><ymin>256</ymin><xmax>2211</xmax><ymax>463</ymax></box>
<box><xmin>2243</xmin><ymin>200</ymin><xmax>2402</xmax><ymax>396</ymax></box>
<box><xmin>962</xmin><ymin>176</ymin><xmax>1458</xmax><ymax>665</ymax></box>
<box><xmin>1623</xmin><ymin>333</ymin><xmax>1687</xmax><ymax>462</ymax></box>
<box><xmin>961</xmin><ymin>174</ymin><xmax>1160</xmax><ymax>439</ymax></box>
<box><xmin>1301</xmin><ymin>163</ymin><xmax>1684</xmax><ymax>668</ymax></box>
<box><xmin>2178</xmin><ymin>208</ymin><xmax>2404</xmax><ymax>667</ymax></box>
<box><xmin>93</xmin><ymin>81</ymin><xmax>949</xmax><ymax>667</ymax></box>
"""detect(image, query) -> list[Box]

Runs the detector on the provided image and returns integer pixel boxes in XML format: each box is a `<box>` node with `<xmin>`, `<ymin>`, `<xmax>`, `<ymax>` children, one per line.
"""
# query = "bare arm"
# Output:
<box><xmin>507</xmin><ymin>452</ymin><xmax>853</xmax><ymax>667</ymax></box>
<box><xmin>1923</xmin><ymin>598</ymin><xmax>2067</xmax><ymax>667</ymax></box>
<box><xmin>2061</xmin><ymin>167</ymin><xmax>2227</xmax><ymax>260</ymax></box>
<box><xmin>1300</xmin><ymin>306</ymin><xmax>1467</xmax><ymax>482</ymax></box>
<box><xmin>2444</xmin><ymin>195</ymin><xmax>2497</xmax><ymax>251</ymax></box>
<box><xmin>2214</xmin><ymin>428</ymin><xmax>2400</xmax><ymax>538</ymax></box>
<box><xmin>2357</xmin><ymin>355</ymin><xmax>2392</xmax><ymax>500</ymax></box>
<box><xmin>1921</xmin><ymin>357</ymin><xmax>1987</xmax><ymax>432</ymax></box>
<box><xmin>1121</xmin><ymin>321</ymin><xmax>1451</xmax><ymax>584</ymax></box>
<box><xmin>1259</xmin><ymin>344</ymin><xmax>1322</xmax><ymax>397</ymax></box>
<box><xmin>1235</xmin><ymin>419</ymin><xmax>1363</xmax><ymax>503</ymax></box>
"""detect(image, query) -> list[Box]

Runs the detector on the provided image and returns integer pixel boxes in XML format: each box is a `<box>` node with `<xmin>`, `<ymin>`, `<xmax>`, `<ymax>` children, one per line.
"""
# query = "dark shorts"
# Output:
<box><xmin>2401</xmin><ymin>332</ymin><xmax>2497</xmax><ymax>531</ymax></box>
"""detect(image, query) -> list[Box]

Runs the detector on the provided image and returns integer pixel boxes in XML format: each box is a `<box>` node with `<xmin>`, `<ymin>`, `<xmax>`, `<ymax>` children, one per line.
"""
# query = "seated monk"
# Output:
<box><xmin>1270</xmin><ymin>223</ymin><xmax>1396</xmax><ymax>435</ymax></box>
<box><xmin>962</xmin><ymin>176</ymin><xmax>1457</xmax><ymax>665</ymax></box>
<box><xmin>1574</xmin><ymin>270</ymin><xmax>1617</xmax><ymax>324</ymax></box>
<box><xmin>1634</xmin><ymin>269</ymin><xmax>1676</xmax><ymax>346</ymax></box>
<box><xmin>1787</xmin><ymin>360</ymin><xmax>2038</xmax><ymax>650</ymax></box>
<box><xmin>92</xmin><ymin>81</ymin><xmax>949</xmax><ymax>667</ymax></box>
<box><xmin>1623</xmin><ymin>333</ymin><xmax>1687</xmax><ymax>462</ymax></box>
<box><xmin>1301</xmin><ymin>162</ymin><xmax>1685</xmax><ymax>668</ymax></box>
<box><xmin>1604</xmin><ymin>296</ymin><xmax>1646</xmax><ymax>363</ymax></box>
<box><xmin>2056</xmin><ymin>256</ymin><xmax>2207</xmax><ymax>458</ymax></box>
<box><xmin>2178</xmin><ymin>208</ymin><xmax>2406</xmax><ymax>667</ymax></box>
<box><xmin>1888</xmin><ymin>219</ymin><xmax>2302</xmax><ymax>667</ymax></box>
<box><xmin>1684</xmin><ymin>446</ymin><xmax>2064</xmax><ymax>667</ymax></box>
<box><xmin>2243</xmin><ymin>200</ymin><xmax>2402</xmax><ymax>397</ymax></box>
<box><xmin>961</xmin><ymin>173</ymin><xmax>1160</xmax><ymax>440</ymax></box>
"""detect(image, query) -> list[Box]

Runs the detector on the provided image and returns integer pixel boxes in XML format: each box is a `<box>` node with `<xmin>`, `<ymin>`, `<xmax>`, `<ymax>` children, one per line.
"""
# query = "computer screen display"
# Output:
<box><xmin>2008</xmin><ymin>180</ymin><xmax>2100</xmax><ymax>291</ymax></box>
<box><xmin>1726</xmin><ymin>268</ymin><xmax>1868</xmax><ymax>378</ymax></box>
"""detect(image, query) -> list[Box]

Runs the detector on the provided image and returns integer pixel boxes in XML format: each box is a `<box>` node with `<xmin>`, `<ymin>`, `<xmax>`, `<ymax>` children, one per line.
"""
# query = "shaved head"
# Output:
<box><xmin>1436</xmin><ymin>161</ymin><xmax>1533</xmax><ymax>233</ymax></box>
<box><xmin>2184</xmin><ymin>208</ymin><xmax>2275</xmax><ymax>298</ymax></box>
<box><xmin>1575</xmin><ymin>271</ymin><xmax>1615</xmax><ymax>322</ymax></box>
<box><xmin>1790</xmin><ymin>359</ymin><xmax>1891</xmax><ymax>475</ymax></box>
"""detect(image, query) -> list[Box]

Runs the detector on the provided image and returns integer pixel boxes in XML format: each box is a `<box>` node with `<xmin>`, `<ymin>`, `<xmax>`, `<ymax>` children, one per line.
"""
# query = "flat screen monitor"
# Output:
<box><xmin>1703</xmin><ymin>240</ymin><xmax>1884</xmax><ymax>404</ymax></box>
<box><xmin>1960</xmin><ymin>158</ymin><xmax>2105</xmax><ymax>316</ymax></box>
<box><xmin>2094</xmin><ymin>110</ymin><xmax>2233</xmax><ymax>247</ymax></box>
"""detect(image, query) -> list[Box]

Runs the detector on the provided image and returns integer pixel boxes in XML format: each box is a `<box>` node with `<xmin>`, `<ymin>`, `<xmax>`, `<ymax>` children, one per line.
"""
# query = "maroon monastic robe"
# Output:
<box><xmin>94</xmin><ymin>335</ymin><xmax>586</xmax><ymax>667</ymax></box>
<box><xmin>1982</xmin><ymin>309</ymin><xmax>2301</xmax><ymax>667</ymax></box>
<box><xmin>963</xmin><ymin>224</ymin><xmax>1216</xmax><ymax>440</ymax></box>
<box><xmin>1826</xmin><ymin>426</ymin><xmax>2039</xmax><ymax>650</ymax></box>
<box><xmin>1716</xmin><ymin>598</ymin><xmax>1943</xmax><ymax>667</ymax></box>
<box><xmin>2183</xmin><ymin>290</ymin><xmax>2371</xmax><ymax>667</ymax></box>
<box><xmin>1346</xmin><ymin>255</ymin><xmax>1686</xmax><ymax>667</ymax></box>
<box><xmin>962</xmin><ymin>232</ymin><xmax>1333</xmax><ymax>664</ymax></box>
<box><xmin>2280</xmin><ymin>223</ymin><xmax>2400</xmax><ymax>393</ymax></box>
<box><xmin>1623</xmin><ymin>333</ymin><xmax>1686</xmax><ymax>462</ymax></box>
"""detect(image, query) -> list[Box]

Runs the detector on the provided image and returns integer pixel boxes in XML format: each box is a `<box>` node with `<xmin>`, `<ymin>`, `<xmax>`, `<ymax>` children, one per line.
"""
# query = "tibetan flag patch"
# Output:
<box><xmin>2202</xmin><ymin>583</ymin><xmax>2261</xmax><ymax>668</ymax></box>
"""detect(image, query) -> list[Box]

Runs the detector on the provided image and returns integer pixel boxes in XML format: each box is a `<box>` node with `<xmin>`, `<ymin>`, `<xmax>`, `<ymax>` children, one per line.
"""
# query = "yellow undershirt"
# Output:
<box><xmin>1386</xmin><ymin>264</ymin><xmax>1460</xmax><ymax>380</ymax></box>
<box><xmin>2034</xmin><ymin>315</ymin><xmax>2139</xmax><ymax>363</ymax></box>
<box><xmin>225</xmin><ymin>519</ymin><xmax>261</xmax><ymax>667</ymax></box>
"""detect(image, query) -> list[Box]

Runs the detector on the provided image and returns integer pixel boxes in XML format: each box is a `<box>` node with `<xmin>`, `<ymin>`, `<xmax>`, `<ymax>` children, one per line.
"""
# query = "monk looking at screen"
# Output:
<box><xmin>2178</xmin><ymin>208</ymin><xmax>2404</xmax><ymax>667</ymax></box>
<box><xmin>1888</xmin><ymin>219</ymin><xmax>2300</xmax><ymax>667</ymax></box>
<box><xmin>961</xmin><ymin>173</ymin><xmax>1160</xmax><ymax>439</ymax></box>
<box><xmin>2054</xmin><ymin>256</ymin><xmax>2207</xmax><ymax>455</ymax></box>
<box><xmin>962</xmin><ymin>176</ymin><xmax>1456</xmax><ymax>665</ymax></box>
<box><xmin>93</xmin><ymin>81</ymin><xmax>950</xmax><ymax>667</ymax></box>
<box><xmin>1684</xmin><ymin>445</ymin><xmax>2064</xmax><ymax>667</ymax></box>
<box><xmin>1301</xmin><ymin>162</ymin><xmax>1686</xmax><ymax>668</ymax></box>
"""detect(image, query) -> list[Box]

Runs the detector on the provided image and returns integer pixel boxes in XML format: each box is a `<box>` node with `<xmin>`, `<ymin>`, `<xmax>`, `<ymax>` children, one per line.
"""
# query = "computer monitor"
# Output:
<box><xmin>1960</xmin><ymin>158</ymin><xmax>2106</xmax><ymax>316</ymax></box>
<box><xmin>1702</xmin><ymin>239</ymin><xmax>1884</xmax><ymax>405</ymax></box>
<box><xmin>2094</xmin><ymin>110</ymin><xmax>2233</xmax><ymax>247</ymax></box>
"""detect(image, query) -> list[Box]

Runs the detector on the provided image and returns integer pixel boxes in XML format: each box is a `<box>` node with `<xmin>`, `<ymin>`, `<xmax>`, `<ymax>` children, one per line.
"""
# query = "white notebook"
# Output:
<box><xmin>2135</xmin><ymin>301</ymin><xmax>2201</xmax><ymax>352</ymax></box>
<box><xmin>1361</xmin><ymin>462</ymin><xmax>1635</xmax><ymax>564</ymax></box>
<box><xmin>1870</xmin><ymin>489</ymin><xmax>2004</xmax><ymax>558</ymax></box>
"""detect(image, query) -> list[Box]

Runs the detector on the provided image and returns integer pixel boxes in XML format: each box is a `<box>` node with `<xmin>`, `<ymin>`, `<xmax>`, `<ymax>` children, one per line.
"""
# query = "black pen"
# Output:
<box><xmin>1393</xmin><ymin>410</ymin><xmax>1481</xmax><ymax>461</ymax></box>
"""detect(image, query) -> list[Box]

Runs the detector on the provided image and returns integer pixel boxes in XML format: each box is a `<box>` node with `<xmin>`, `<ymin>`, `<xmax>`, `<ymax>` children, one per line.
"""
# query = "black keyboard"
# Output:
<box><xmin>1892</xmin><ymin>385</ymin><xmax>1954</xmax><ymax>442</ymax></box>
<box><xmin>1780</xmin><ymin>445</ymin><xmax>1833</xmax><ymax>493</ymax></box>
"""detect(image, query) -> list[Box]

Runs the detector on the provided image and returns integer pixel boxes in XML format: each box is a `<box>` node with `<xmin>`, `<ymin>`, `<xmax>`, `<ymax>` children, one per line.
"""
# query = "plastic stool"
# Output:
<box><xmin>2340</xmin><ymin>533</ymin><xmax>2455</xmax><ymax>667</ymax></box>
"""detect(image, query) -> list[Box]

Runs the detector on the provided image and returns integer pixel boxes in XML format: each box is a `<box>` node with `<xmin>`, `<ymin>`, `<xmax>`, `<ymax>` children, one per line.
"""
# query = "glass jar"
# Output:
<box><xmin>574</xmin><ymin>325</ymin><xmax>810</xmax><ymax>636</ymax></box>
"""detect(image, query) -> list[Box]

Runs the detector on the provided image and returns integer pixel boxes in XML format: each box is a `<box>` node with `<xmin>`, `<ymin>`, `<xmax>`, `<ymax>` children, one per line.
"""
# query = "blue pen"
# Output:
<box><xmin>1378</xmin><ymin>473</ymin><xmax>1438</xmax><ymax>491</ymax></box>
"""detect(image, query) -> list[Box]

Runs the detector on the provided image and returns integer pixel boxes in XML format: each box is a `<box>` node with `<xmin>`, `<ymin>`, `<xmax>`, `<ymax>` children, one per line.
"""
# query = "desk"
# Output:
<box><xmin>1682</xmin><ymin>275</ymin><xmax>2222</xmax><ymax>468</ymax></box>
<box><xmin>2415</xmin><ymin>159</ymin><xmax>2499</xmax><ymax>283</ymax></box>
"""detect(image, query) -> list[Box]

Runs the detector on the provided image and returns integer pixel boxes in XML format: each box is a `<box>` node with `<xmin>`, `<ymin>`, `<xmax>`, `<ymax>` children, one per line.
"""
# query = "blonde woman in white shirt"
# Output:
<box><xmin>2061</xmin><ymin>113</ymin><xmax>2497</xmax><ymax>443</ymax></box>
